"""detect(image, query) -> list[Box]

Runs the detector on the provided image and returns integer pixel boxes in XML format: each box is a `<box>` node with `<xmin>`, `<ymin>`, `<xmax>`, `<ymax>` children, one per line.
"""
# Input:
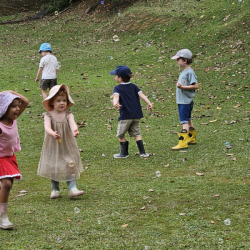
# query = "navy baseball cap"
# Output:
<box><xmin>110</xmin><ymin>65</ymin><xmax>132</xmax><ymax>78</ymax></box>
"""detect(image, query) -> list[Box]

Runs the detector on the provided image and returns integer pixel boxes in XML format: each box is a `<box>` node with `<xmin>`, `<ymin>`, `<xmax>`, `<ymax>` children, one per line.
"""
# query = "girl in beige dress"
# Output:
<box><xmin>37</xmin><ymin>84</ymin><xmax>84</xmax><ymax>199</ymax></box>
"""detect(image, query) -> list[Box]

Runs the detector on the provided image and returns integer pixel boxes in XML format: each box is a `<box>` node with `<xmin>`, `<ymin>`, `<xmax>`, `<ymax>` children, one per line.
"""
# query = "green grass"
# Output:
<box><xmin>0</xmin><ymin>0</ymin><xmax>250</xmax><ymax>248</ymax></box>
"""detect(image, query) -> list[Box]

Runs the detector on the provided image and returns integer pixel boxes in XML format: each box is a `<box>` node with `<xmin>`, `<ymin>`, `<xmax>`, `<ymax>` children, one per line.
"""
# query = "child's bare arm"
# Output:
<box><xmin>44</xmin><ymin>115</ymin><xmax>60</xmax><ymax>139</ymax></box>
<box><xmin>139</xmin><ymin>92</ymin><xmax>153</xmax><ymax>111</ymax></box>
<box><xmin>4</xmin><ymin>90</ymin><xmax>29</xmax><ymax>117</ymax></box>
<box><xmin>113</xmin><ymin>94</ymin><xmax>121</xmax><ymax>109</ymax></box>
<box><xmin>67</xmin><ymin>113</ymin><xmax>79</xmax><ymax>137</ymax></box>
<box><xmin>177</xmin><ymin>82</ymin><xmax>198</xmax><ymax>89</ymax></box>
<box><xmin>35</xmin><ymin>67</ymin><xmax>43</xmax><ymax>83</ymax></box>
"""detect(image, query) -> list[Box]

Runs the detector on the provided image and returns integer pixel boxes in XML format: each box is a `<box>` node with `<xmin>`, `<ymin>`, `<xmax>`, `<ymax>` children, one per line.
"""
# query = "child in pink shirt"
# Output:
<box><xmin>0</xmin><ymin>91</ymin><xmax>28</xmax><ymax>229</ymax></box>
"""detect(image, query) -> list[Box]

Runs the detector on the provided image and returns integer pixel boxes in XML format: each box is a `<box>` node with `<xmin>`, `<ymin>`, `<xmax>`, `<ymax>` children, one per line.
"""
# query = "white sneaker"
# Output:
<box><xmin>50</xmin><ymin>191</ymin><xmax>60</xmax><ymax>199</ymax></box>
<box><xmin>140</xmin><ymin>153</ymin><xmax>149</xmax><ymax>158</ymax></box>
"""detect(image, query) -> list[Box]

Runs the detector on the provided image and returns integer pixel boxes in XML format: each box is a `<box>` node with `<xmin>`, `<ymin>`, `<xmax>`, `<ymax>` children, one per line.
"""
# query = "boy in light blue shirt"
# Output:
<box><xmin>171</xmin><ymin>49</ymin><xmax>198</xmax><ymax>150</ymax></box>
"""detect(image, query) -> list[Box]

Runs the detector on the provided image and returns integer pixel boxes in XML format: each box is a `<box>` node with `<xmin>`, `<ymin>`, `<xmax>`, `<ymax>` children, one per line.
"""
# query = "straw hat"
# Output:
<box><xmin>43</xmin><ymin>84</ymin><xmax>75</xmax><ymax>111</ymax></box>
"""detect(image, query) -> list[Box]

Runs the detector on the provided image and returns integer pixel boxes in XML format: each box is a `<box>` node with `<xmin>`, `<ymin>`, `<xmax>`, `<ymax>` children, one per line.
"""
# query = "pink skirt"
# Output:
<box><xmin>0</xmin><ymin>155</ymin><xmax>22</xmax><ymax>180</ymax></box>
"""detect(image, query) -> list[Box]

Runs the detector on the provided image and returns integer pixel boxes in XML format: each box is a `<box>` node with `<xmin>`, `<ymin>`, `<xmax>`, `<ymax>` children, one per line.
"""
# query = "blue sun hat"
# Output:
<box><xmin>39</xmin><ymin>43</ymin><xmax>52</xmax><ymax>53</ymax></box>
<box><xmin>0</xmin><ymin>92</ymin><xmax>20</xmax><ymax>118</ymax></box>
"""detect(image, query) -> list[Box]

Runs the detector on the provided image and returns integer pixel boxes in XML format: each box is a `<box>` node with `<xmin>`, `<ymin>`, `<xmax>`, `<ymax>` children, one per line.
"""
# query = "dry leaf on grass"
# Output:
<box><xmin>163</xmin><ymin>164</ymin><xmax>169</xmax><ymax>167</ymax></box>
<box><xmin>196</xmin><ymin>172</ymin><xmax>204</xmax><ymax>176</ymax></box>
<box><xmin>179</xmin><ymin>213</ymin><xmax>186</xmax><ymax>215</ymax></box>
<box><xmin>211</xmin><ymin>221</ymin><xmax>215</xmax><ymax>224</ymax></box>
<box><xmin>67</xmin><ymin>219</ymin><xmax>72</xmax><ymax>222</ymax></box>
<box><xmin>140</xmin><ymin>206</ymin><xmax>145</xmax><ymax>210</ymax></box>
<box><xmin>232</xmin><ymin>157</ymin><xmax>237</xmax><ymax>161</ymax></box>
<box><xmin>226</xmin><ymin>153</ymin><xmax>234</xmax><ymax>156</ymax></box>
<box><xmin>16</xmin><ymin>194</ymin><xmax>26</xmax><ymax>197</ymax></box>
<box><xmin>148</xmin><ymin>189</ymin><xmax>154</xmax><ymax>192</ymax></box>
<box><xmin>212</xmin><ymin>194</ymin><xmax>220</xmax><ymax>197</ymax></box>
<box><xmin>121</xmin><ymin>224</ymin><xmax>128</xmax><ymax>228</ymax></box>
<box><xmin>19</xmin><ymin>190</ymin><xmax>28</xmax><ymax>193</ymax></box>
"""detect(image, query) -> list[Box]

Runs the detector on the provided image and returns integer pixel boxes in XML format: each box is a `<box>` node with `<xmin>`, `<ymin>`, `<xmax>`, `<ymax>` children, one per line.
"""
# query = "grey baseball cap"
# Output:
<box><xmin>171</xmin><ymin>49</ymin><xmax>192</xmax><ymax>59</ymax></box>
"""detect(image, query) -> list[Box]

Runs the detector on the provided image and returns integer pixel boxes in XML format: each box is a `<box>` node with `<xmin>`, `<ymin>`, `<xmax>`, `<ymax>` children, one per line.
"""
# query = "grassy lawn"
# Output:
<box><xmin>0</xmin><ymin>0</ymin><xmax>250</xmax><ymax>248</ymax></box>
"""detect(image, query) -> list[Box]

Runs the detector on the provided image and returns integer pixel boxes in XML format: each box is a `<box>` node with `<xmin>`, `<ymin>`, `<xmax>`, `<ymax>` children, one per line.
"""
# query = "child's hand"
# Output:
<box><xmin>114</xmin><ymin>102</ymin><xmax>122</xmax><ymax>109</ymax></box>
<box><xmin>73</xmin><ymin>129</ymin><xmax>79</xmax><ymax>137</ymax></box>
<box><xmin>53</xmin><ymin>131</ymin><xmax>61</xmax><ymax>139</ymax></box>
<box><xmin>177</xmin><ymin>82</ymin><xmax>183</xmax><ymax>89</ymax></box>
<box><xmin>147</xmin><ymin>102</ymin><xmax>153</xmax><ymax>111</ymax></box>
<box><xmin>35</xmin><ymin>77</ymin><xmax>39</xmax><ymax>83</ymax></box>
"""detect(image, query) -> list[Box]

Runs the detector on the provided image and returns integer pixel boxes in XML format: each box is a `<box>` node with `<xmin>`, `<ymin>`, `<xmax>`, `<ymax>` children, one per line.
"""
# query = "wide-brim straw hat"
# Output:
<box><xmin>0</xmin><ymin>92</ymin><xmax>20</xmax><ymax>118</ymax></box>
<box><xmin>43</xmin><ymin>84</ymin><xmax>75</xmax><ymax>111</ymax></box>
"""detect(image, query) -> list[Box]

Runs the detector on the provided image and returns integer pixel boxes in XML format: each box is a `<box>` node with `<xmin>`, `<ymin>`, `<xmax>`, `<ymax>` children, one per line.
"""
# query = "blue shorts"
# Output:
<box><xmin>178</xmin><ymin>102</ymin><xmax>193</xmax><ymax>124</ymax></box>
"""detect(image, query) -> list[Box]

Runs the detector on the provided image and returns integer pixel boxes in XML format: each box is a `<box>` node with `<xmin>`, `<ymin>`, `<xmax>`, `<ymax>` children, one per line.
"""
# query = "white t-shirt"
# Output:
<box><xmin>39</xmin><ymin>54</ymin><xmax>59</xmax><ymax>79</ymax></box>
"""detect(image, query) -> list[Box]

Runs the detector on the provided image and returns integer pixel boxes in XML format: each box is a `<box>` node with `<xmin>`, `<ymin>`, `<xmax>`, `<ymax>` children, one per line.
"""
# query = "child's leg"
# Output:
<box><xmin>171</xmin><ymin>104</ymin><xmax>190</xmax><ymax>150</ymax></box>
<box><xmin>0</xmin><ymin>178</ymin><xmax>13</xmax><ymax>203</ymax></box>
<box><xmin>0</xmin><ymin>178</ymin><xmax>14</xmax><ymax>229</ymax></box>
<box><xmin>135</xmin><ymin>136</ymin><xmax>149</xmax><ymax>158</ymax></box>
<box><xmin>50</xmin><ymin>180</ymin><xmax>60</xmax><ymax>199</ymax></box>
<box><xmin>114</xmin><ymin>120</ymin><xmax>131</xmax><ymax>158</ymax></box>
<box><xmin>41</xmin><ymin>89</ymin><xmax>48</xmax><ymax>99</ymax></box>
<box><xmin>188</xmin><ymin>120</ymin><xmax>197</xmax><ymax>145</ymax></box>
<box><xmin>67</xmin><ymin>180</ymin><xmax>84</xmax><ymax>198</ymax></box>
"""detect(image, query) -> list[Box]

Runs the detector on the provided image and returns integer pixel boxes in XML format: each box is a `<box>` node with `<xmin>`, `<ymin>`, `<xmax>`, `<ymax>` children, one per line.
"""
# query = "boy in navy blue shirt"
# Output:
<box><xmin>110</xmin><ymin>65</ymin><xmax>153</xmax><ymax>158</ymax></box>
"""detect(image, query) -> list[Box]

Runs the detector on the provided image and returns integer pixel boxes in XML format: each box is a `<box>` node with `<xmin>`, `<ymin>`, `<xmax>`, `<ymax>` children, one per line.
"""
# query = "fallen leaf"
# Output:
<box><xmin>79</xmin><ymin>148</ymin><xmax>83</xmax><ymax>152</ymax></box>
<box><xmin>196</xmin><ymin>172</ymin><xmax>204</xmax><ymax>176</ymax></box>
<box><xmin>67</xmin><ymin>219</ymin><xmax>72</xmax><ymax>222</ymax></box>
<box><xmin>211</xmin><ymin>221</ymin><xmax>215</xmax><ymax>224</ymax></box>
<box><xmin>148</xmin><ymin>200</ymin><xmax>151</xmax><ymax>204</ymax></box>
<box><xmin>179</xmin><ymin>213</ymin><xmax>186</xmax><ymax>215</ymax></box>
<box><xmin>24</xmin><ymin>88</ymin><xmax>30</xmax><ymax>92</ymax></box>
<box><xmin>226</xmin><ymin>154</ymin><xmax>234</xmax><ymax>156</ymax></box>
<box><xmin>210</xmin><ymin>119</ymin><xmax>217</xmax><ymax>123</ymax></box>
<box><xmin>140</xmin><ymin>206</ymin><xmax>146</xmax><ymax>210</ymax></box>
<box><xmin>148</xmin><ymin>189</ymin><xmax>154</xmax><ymax>192</ymax></box>
<box><xmin>233</xmin><ymin>104</ymin><xmax>242</xmax><ymax>108</ymax></box>
<box><xmin>180</xmin><ymin>151</ymin><xmax>187</xmax><ymax>153</ymax></box>
<box><xmin>232</xmin><ymin>157</ymin><xmax>236</xmax><ymax>161</ymax></box>
<box><xmin>16</xmin><ymin>194</ymin><xmax>26</xmax><ymax>197</ymax></box>
<box><xmin>212</xmin><ymin>194</ymin><xmax>220</xmax><ymax>197</ymax></box>
<box><xmin>217</xmin><ymin>106</ymin><xmax>222</xmax><ymax>110</ymax></box>
<box><xmin>163</xmin><ymin>164</ymin><xmax>169</xmax><ymax>167</ymax></box>
<box><xmin>19</xmin><ymin>190</ymin><xmax>28</xmax><ymax>193</ymax></box>
<box><xmin>121</xmin><ymin>224</ymin><xmax>128</xmax><ymax>228</ymax></box>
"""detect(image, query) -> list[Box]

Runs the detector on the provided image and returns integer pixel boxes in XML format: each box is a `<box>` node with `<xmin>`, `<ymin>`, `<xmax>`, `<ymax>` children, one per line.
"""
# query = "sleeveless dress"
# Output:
<box><xmin>0</xmin><ymin>120</ymin><xmax>22</xmax><ymax>180</ymax></box>
<box><xmin>37</xmin><ymin>110</ymin><xmax>83</xmax><ymax>182</ymax></box>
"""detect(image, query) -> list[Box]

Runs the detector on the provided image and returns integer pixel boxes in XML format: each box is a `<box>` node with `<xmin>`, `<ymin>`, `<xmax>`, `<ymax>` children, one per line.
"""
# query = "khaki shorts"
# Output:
<box><xmin>116</xmin><ymin>119</ymin><xmax>141</xmax><ymax>138</ymax></box>
<box><xmin>40</xmin><ymin>79</ymin><xmax>57</xmax><ymax>90</ymax></box>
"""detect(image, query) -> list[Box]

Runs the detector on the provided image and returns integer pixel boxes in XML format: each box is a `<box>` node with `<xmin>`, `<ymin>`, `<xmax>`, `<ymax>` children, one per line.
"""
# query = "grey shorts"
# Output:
<box><xmin>40</xmin><ymin>79</ymin><xmax>57</xmax><ymax>90</ymax></box>
<box><xmin>116</xmin><ymin>119</ymin><xmax>141</xmax><ymax>138</ymax></box>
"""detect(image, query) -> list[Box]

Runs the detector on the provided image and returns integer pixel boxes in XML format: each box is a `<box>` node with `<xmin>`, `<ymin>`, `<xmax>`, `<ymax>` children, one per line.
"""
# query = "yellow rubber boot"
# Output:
<box><xmin>188</xmin><ymin>128</ymin><xmax>197</xmax><ymax>145</ymax></box>
<box><xmin>171</xmin><ymin>133</ymin><xmax>189</xmax><ymax>150</ymax></box>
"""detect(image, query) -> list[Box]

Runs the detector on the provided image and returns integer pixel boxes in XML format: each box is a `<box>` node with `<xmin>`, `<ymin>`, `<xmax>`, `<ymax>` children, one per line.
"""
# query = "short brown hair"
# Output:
<box><xmin>179</xmin><ymin>57</ymin><xmax>193</xmax><ymax>65</ymax></box>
